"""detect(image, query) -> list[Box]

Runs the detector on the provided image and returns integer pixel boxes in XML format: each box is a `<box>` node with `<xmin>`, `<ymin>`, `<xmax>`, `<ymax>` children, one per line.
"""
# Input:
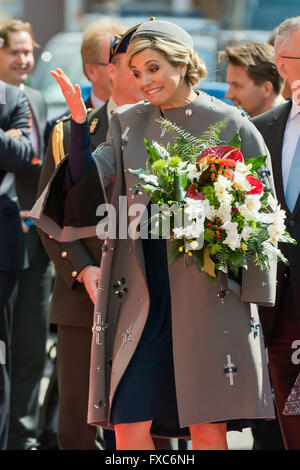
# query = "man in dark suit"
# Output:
<box><xmin>0</xmin><ymin>79</ymin><xmax>34</xmax><ymax>449</ymax></box>
<box><xmin>253</xmin><ymin>16</ymin><xmax>300</xmax><ymax>450</ymax></box>
<box><xmin>0</xmin><ymin>19</ymin><xmax>52</xmax><ymax>450</ymax></box>
<box><xmin>219</xmin><ymin>41</ymin><xmax>285</xmax><ymax>118</ymax></box>
<box><xmin>36</xmin><ymin>22</ymin><xmax>144</xmax><ymax>450</ymax></box>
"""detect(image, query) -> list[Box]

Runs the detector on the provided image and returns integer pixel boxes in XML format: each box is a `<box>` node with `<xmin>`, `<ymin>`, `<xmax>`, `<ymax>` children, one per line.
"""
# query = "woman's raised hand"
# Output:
<box><xmin>50</xmin><ymin>68</ymin><xmax>87</xmax><ymax>124</ymax></box>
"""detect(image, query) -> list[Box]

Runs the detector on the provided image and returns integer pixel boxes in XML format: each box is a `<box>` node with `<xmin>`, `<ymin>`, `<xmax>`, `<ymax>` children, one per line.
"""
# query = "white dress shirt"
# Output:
<box><xmin>282</xmin><ymin>100</ymin><xmax>300</xmax><ymax>193</ymax></box>
<box><xmin>90</xmin><ymin>91</ymin><xmax>105</xmax><ymax>110</ymax></box>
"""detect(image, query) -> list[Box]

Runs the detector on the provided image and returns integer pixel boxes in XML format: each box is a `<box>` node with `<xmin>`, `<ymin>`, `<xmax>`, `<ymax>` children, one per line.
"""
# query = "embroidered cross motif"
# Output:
<box><xmin>113</xmin><ymin>278</ymin><xmax>128</xmax><ymax>298</ymax></box>
<box><xmin>217</xmin><ymin>286</ymin><xmax>229</xmax><ymax>303</ymax></box>
<box><xmin>224</xmin><ymin>354</ymin><xmax>238</xmax><ymax>386</ymax></box>
<box><xmin>120</xmin><ymin>323</ymin><xmax>135</xmax><ymax>348</ymax></box>
<box><xmin>121</xmin><ymin>126</ymin><xmax>130</xmax><ymax>149</ymax></box>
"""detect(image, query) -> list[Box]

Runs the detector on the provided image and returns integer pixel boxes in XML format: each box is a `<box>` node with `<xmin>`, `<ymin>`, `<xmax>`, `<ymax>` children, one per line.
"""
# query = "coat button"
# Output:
<box><xmin>185</xmin><ymin>108</ymin><xmax>192</xmax><ymax>116</ymax></box>
<box><xmin>61</xmin><ymin>251</ymin><xmax>67</xmax><ymax>258</ymax></box>
<box><xmin>289</xmin><ymin>221</ymin><xmax>295</xmax><ymax>227</ymax></box>
<box><xmin>71</xmin><ymin>271</ymin><xmax>78</xmax><ymax>277</ymax></box>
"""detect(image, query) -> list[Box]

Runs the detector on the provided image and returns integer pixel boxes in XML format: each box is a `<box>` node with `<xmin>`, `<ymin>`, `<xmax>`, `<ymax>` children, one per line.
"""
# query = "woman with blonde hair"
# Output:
<box><xmin>32</xmin><ymin>20</ymin><xmax>276</xmax><ymax>450</ymax></box>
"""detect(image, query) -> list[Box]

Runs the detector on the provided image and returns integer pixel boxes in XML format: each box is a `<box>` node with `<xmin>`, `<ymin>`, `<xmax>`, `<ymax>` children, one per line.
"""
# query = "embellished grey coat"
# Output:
<box><xmin>31</xmin><ymin>92</ymin><xmax>276</xmax><ymax>435</ymax></box>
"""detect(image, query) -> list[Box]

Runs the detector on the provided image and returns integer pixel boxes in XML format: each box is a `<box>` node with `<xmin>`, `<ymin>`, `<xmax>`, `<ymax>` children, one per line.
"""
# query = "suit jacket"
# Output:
<box><xmin>13</xmin><ymin>85</ymin><xmax>48</xmax><ymax>263</ymax></box>
<box><xmin>253</xmin><ymin>100</ymin><xmax>300</xmax><ymax>342</ymax></box>
<box><xmin>0</xmin><ymin>82</ymin><xmax>34</xmax><ymax>271</ymax></box>
<box><xmin>31</xmin><ymin>93</ymin><xmax>276</xmax><ymax>432</ymax></box>
<box><xmin>37</xmin><ymin>102</ymin><xmax>109</xmax><ymax>327</ymax></box>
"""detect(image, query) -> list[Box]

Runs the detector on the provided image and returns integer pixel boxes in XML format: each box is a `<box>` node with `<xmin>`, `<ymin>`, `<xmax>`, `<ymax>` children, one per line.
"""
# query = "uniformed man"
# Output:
<box><xmin>37</xmin><ymin>25</ymin><xmax>142</xmax><ymax>450</ymax></box>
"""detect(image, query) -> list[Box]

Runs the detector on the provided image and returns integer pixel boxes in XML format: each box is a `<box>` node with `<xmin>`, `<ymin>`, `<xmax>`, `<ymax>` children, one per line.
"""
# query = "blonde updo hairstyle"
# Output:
<box><xmin>127</xmin><ymin>36</ymin><xmax>206</xmax><ymax>86</ymax></box>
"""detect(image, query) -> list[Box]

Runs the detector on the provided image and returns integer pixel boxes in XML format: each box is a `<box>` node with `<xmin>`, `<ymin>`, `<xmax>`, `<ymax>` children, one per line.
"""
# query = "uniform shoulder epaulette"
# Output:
<box><xmin>52</xmin><ymin>119</ymin><xmax>66</xmax><ymax>168</ymax></box>
<box><xmin>56</xmin><ymin>113</ymin><xmax>71</xmax><ymax>124</ymax></box>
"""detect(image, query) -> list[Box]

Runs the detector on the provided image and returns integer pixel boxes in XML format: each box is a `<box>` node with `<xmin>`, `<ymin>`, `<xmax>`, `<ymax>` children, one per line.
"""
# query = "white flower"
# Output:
<box><xmin>222</xmin><ymin>221</ymin><xmax>241</xmax><ymax>250</ymax></box>
<box><xmin>241</xmin><ymin>225</ymin><xmax>253</xmax><ymax>240</ymax></box>
<box><xmin>216</xmin><ymin>174</ymin><xmax>233</xmax><ymax>190</ymax></box>
<box><xmin>267</xmin><ymin>224</ymin><xmax>285</xmax><ymax>244</ymax></box>
<box><xmin>177</xmin><ymin>160</ymin><xmax>188</xmax><ymax>176</ymax></box>
<box><xmin>267</xmin><ymin>217</ymin><xmax>286</xmax><ymax>243</ymax></box>
<box><xmin>173</xmin><ymin>220</ymin><xmax>204</xmax><ymax>240</ymax></box>
<box><xmin>235</xmin><ymin>161</ymin><xmax>252</xmax><ymax>175</ymax></box>
<box><xmin>186</xmin><ymin>163</ymin><xmax>201</xmax><ymax>182</ymax></box>
<box><xmin>185</xmin><ymin>221</ymin><xmax>204</xmax><ymax>239</ymax></box>
<box><xmin>214</xmin><ymin>176</ymin><xmax>233</xmax><ymax>204</ymax></box>
<box><xmin>185</xmin><ymin>198</ymin><xmax>206</xmax><ymax>221</ymax></box>
<box><xmin>267</xmin><ymin>193</ymin><xmax>278</xmax><ymax>212</ymax></box>
<box><xmin>152</xmin><ymin>141</ymin><xmax>170</xmax><ymax>159</ymax></box>
<box><xmin>232</xmin><ymin>162</ymin><xmax>252</xmax><ymax>192</ymax></box>
<box><xmin>187</xmin><ymin>240</ymin><xmax>199</xmax><ymax>250</ymax></box>
<box><xmin>142</xmin><ymin>174</ymin><xmax>159</xmax><ymax>186</ymax></box>
<box><xmin>217</xmin><ymin>202</ymin><xmax>232</xmax><ymax>224</ymax></box>
<box><xmin>173</xmin><ymin>226</ymin><xmax>185</xmax><ymax>238</ymax></box>
<box><xmin>233</xmin><ymin>172</ymin><xmax>252</xmax><ymax>192</ymax></box>
<box><xmin>237</xmin><ymin>194</ymin><xmax>261</xmax><ymax>221</ymax></box>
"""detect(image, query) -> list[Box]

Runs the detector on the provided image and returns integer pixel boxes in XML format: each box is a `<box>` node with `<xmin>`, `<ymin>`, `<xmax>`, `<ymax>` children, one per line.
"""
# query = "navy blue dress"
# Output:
<box><xmin>111</xmin><ymin>237</ymin><xmax>189</xmax><ymax>437</ymax></box>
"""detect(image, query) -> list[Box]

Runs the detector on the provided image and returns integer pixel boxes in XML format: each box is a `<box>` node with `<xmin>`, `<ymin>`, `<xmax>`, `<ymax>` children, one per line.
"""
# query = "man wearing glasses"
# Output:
<box><xmin>253</xmin><ymin>16</ymin><xmax>300</xmax><ymax>450</ymax></box>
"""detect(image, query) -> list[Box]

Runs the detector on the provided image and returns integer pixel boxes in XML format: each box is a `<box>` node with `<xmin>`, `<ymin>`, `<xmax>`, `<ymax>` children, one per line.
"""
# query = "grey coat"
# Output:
<box><xmin>31</xmin><ymin>92</ymin><xmax>276</xmax><ymax>435</ymax></box>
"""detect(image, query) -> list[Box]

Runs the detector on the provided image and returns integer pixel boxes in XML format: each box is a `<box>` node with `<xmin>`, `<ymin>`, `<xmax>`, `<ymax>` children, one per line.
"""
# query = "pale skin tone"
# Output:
<box><xmin>51</xmin><ymin>49</ymin><xmax>228</xmax><ymax>450</ymax></box>
<box><xmin>225</xmin><ymin>63</ymin><xmax>277</xmax><ymax>117</ymax></box>
<box><xmin>0</xmin><ymin>31</ymin><xmax>34</xmax><ymax>143</ymax></box>
<box><xmin>276</xmin><ymin>29</ymin><xmax>300</xmax><ymax>105</ymax></box>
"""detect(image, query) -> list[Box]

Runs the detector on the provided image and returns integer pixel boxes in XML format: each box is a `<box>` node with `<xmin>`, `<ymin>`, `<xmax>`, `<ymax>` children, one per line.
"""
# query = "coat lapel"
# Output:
<box><xmin>24</xmin><ymin>86</ymin><xmax>43</xmax><ymax>157</ymax></box>
<box><xmin>258</xmin><ymin>101</ymin><xmax>292</xmax><ymax>214</ymax></box>
<box><xmin>89</xmin><ymin>102</ymin><xmax>109</xmax><ymax>151</ymax></box>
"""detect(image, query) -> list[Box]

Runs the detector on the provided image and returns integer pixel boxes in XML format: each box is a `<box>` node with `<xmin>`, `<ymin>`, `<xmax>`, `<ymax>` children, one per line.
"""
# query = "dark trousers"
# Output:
<box><xmin>268</xmin><ymin>280</ymin><xmax>300</xmax><ymax>450</ymax></box>
<box><xmin>0</xmin><ymin>271</ymin><xmax>18</xmax><ymax>450</ymax></box>
<box><xmin>7</xmin><ymin>247</ymin><xmax>52</xmax><ymax>450</ymax></box>
<box><xmin>57</xmin><ymin>325</ymin><xmax>103</xmax><ymax>450</ymax></box>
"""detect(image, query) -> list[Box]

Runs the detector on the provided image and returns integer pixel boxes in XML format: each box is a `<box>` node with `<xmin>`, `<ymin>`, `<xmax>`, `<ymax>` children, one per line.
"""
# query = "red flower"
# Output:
<box><xmin>197</xmin><ymin>152</ymin><xmax>218</xmax><ymax>164</ymax></box>
<box><xmin>218</xmin><ymin>158</ymin><xmax>236</xmax><ymax>167</ymax></box>
<box><xmin>197</xmin><ymin>145</ymin><xmax>244</xmax><ymax>163</ymax></box>
<box><xmin>246</xmin><ymin>176</ymin><xmax>264</xmax><ymax>195</ymax></box>
<box><xmin>187</xmin><ymin>183</ymin><xmax>204</xmax><ymax>200</ymax></box>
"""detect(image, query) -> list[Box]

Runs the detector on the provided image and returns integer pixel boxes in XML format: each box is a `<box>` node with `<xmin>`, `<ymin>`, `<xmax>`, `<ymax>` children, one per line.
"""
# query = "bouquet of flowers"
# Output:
<box><xmin>127</xmin><ymin>118</ymin><xmax>296</xmax><ymax>280</ymax></box>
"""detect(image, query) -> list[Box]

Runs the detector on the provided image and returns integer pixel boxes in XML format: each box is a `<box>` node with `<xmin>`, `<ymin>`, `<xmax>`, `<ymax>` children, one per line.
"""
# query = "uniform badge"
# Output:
<box><xmin>89</xmin><ymin>118</ymin><xmax>100</xmax><ymax>135</ymax></box>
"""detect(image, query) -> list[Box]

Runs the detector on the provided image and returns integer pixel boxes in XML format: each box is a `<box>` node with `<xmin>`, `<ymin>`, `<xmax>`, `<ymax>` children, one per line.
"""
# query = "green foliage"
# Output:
<box><xmin>246</xmin><ymin>155</ymin><xmax>267</xmax><ymax>172</ymax></box>
<box><xmin>228</xmin><ymin>133</ymin><xmax>241</xmax><ymax>149</ymax></box>
<box><xmin>157</xmin><ymin>117</ymin><xmax>228</xmax><ymax>161</ymax></box>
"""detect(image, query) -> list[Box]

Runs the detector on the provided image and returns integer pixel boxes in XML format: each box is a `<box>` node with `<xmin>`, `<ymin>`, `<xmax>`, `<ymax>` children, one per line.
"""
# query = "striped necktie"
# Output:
<box><xmin>285</xmin><ymin>135</ymin><xmax>300</xmax><ymax>213</ymax></box>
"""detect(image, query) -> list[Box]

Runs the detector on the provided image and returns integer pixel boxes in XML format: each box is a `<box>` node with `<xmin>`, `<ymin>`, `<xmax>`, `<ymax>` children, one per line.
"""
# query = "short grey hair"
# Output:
<box><xmin>274</xmin><ymin>16</ymin><xmax>300</xmax><ymax>55</ymax></box>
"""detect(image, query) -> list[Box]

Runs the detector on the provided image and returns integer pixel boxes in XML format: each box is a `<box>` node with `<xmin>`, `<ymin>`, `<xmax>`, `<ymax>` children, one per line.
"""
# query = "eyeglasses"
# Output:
<box><xmin>93</xmin><ymin>62</ymin><xmax>109</xmax><ymax>66</ymax></box>
<box><xmin>280</xmin><ymin>56</ymin><xmax>300</xmax><ymax>60</ymax></box>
